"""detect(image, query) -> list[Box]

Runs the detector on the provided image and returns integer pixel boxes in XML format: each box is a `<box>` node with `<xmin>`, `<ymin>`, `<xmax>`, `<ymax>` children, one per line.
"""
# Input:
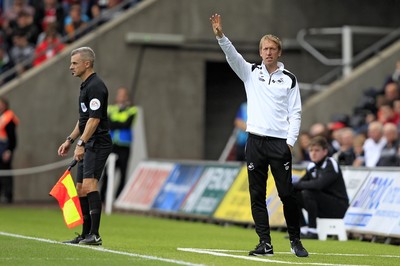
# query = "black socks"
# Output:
<box><xmin>79</xmin><ymin>196</ymin><xmax>91</xmax><ymax>236</ymax></box>
<box><xmin>87</xmin><ymin>191</ymin><xmax>102</xmax><ymax>236</ymax></box>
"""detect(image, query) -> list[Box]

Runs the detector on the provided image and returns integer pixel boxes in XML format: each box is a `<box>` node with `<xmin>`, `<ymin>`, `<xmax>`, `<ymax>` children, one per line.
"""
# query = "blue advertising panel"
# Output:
<box><xmin>152</xmin><ymin>164</ymin><xmax>204</xmax><ymax>212</ymax></box>
<box><xmin>180</xmin><ymin>165</ymin><xmax>241</xmax><ymax>216</ymax></box>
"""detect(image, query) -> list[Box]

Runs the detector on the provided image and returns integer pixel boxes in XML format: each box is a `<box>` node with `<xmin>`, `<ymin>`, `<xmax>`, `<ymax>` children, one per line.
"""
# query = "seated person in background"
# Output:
<box><xmin>332</xmin><ymin>127</ymin><xmax>356</xmax><ymax>166</ymax></box>
<box><xmin>0</xmin><ymin>46</ymin><xmax>15</xmax><ymax>85</ymax></box>
<box><xmin>64</xmin><ymin>3</ymin><xmax>88</xmax><ymax>42</ymax></box>
<box><xmin>309</xmin><ymin>122</ymin><xmax>336</xmax><ymax>155</ymax></box>
<box><xmin>294</xmin><ymin>131</ymin><xmax>311</xmax><ymax>165</ymax></box>
<box><xmin>376</xmin><ymin>122</ymin><xmax>400</xmax><ymax>166</ymax></box>
<box><xmin>294</xmin><ymin>136</ymin><xmax>349</xmax><ymax>239</ymax></box>
<box><xmin>363</xmin><ymin>121</ymin><xmax>387</xmax><ymax>167</ymax></box>
<box><xmin>352</xmin><ymin>133</ymin><xmax>366</xmax><ymax>167</ymax></box>
<box><xmin>9</xmin><ymin>31</ymin><xmax>35</xmax><ymax>74</ymax></box>
<box><xmin>377</xmin><ymin>102</ymin><xmax>400</xmax><ymax>125</ymax></box>
<box><xmin>382</xmin><ymin>81</ymin><xmax>400</xmax><ymax>105</ymax></box>
<box><xmin>33</xmin><ymin>23</ymin><xmax>65</xmax><ymax>66</ymax></box>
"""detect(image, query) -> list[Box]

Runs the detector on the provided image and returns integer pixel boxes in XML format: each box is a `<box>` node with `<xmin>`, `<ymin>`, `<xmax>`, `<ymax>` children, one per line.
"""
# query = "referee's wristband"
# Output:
<box><xmin>66</xmin><ymin>136</ymin><xmax>75</xmax><ymax>144</ymax></box>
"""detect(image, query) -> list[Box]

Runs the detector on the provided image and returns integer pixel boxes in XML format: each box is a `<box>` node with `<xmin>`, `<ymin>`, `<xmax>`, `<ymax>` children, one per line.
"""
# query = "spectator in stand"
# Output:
<box><xmin>9</xmin><ymin>31</ymin><xmax>34</xmax><ymax>73</ymax></box>
<box><xmin>33</xmin><ymin>24</ymin><xmax>65</xmax><ymax>66</ymax></box>
<box><xmin>294</xmin><ymin>131</ymin><xmax>311</xmax><ymax>165</ymax></box>
<box><xmin>89</xmin><ymin>2</ymin><xmax>102</xmax><ymax>19</ymax></box>
<box><xmin>3</xmin><ymin>0</ymin><xmax>35</xmax><ymax>23</ymax></box>
<box><xmin>62</xmin><ymin>0</ymin><xmax>93</xmax><ymax>19</ymax></box>
<box><xmin>383</xmin><ymin>81</ymin><xmax>400</xmax><ymax>105</ymax></box>
<box><xmin>34</xmin><ymin>0</ymin><xmax>65</xmax><ymax>36</ymax></box>
<box><xmin>100</xmin><ymin>0</ymin><xmax>125</xmax><ymax>21</ymax></box>
<box><xmin>309</xmin><ymin>122</ymin><xmax>326</xmax><ymax>138</ymax></box>
<box><xmin>377</xmin><ymin>102</ymin><xmax>400</xmax><ymax>125</ymax></box>
<box><xmin>233</xmin><ymin>102</ymin><xmax>247</xmax><ymax>161</ymax></box>
<box><xmin>36</xmin><ymin>21</ymin><xmax>62</xmax><ymax>44</ymax></box>
<box><xmin>328</xmin><ymin>121</ymin><xmax>346</xmax><ymax>152</ymax></box>
<box><xmin>393</xmin><ymin>99</ymin><xmax>400</xmax><ymax>116</ymax></box>
<box><xmin>363</xmin><ymin>121</ymin><xmax>387</xmax><ymax>167</ymax></box>
<box><xmin>390</xmin><ymin>59</ymin><xmax>400</xmax><ymax>83</ymax></box>
<box><xmin>332</xmin><ymin>127</ymin><xmax>356</xmax><ymax>166</ymax></box>
<box><xmin>9</xmin><ymin>11</ymin><xmax>39</xmax><ymax>45</ymax></box>
<box><xmin>376</xmin><ymin>122</ymin><xmax>400</xmax><ymax>166</ymax></box>
<box><xmin>0</xmin><ymin>45</ymin><xmax>15</xmax><ymax>85</ymax></box>
<box><xmin>309</xmin><ymin>122</ymin><xmax>336</xmax><ymax>155</ymax></box>
<box><xmin>64</xmin><ymin>3</ymin><xmax>88</xmax><ymax>42</ymax></box>
<box><xmin>352</xmin><ymin>133</ymin><xmax>366</xmax><ymax>167</ymax></box>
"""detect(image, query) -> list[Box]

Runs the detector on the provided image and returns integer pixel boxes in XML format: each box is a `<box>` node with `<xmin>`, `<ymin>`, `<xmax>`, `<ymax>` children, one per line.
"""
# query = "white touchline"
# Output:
<box><xmin>177</xmin><ymin>248</ymin><xmax>370</xmax><ymax>266</ymax></box>
<box><xmin>0</xmin><ymin>232</ymin><xmax>204</xmax><ymax>266</ymax></box>
<box><xmin>194</xmin><ymin>248</ymin><xmax>400</xmax><ymax>258</ymax></box>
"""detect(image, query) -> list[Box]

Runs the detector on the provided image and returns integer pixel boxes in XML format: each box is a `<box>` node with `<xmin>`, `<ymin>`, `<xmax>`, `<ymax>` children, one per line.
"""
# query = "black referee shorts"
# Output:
<box><xmin>76</xmin><ymin>135</ymin><xmax>112</xmax><ymax>183</ymax></box>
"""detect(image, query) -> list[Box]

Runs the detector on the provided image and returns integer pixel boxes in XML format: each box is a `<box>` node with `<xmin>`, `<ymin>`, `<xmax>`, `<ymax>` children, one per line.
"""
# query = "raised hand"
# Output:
<box><xmin>210</xmin><ymin>13</ymin><xmax>223</xmax><ymax>38</ymax></box>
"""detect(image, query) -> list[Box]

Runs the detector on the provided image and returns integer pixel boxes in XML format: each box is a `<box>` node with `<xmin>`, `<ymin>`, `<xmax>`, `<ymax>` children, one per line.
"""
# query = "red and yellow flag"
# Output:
<box><xmin>50</xmin><ymin>169</ymin><xmax>83</xmax><ymax>228</ymax></box>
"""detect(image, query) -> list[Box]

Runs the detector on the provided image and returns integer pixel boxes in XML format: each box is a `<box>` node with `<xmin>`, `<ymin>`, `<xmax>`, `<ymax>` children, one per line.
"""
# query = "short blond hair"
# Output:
<box><xmin>259</xmin><ymin>34</ymin><xmax>282</xmax><ymax>52</ymax></box>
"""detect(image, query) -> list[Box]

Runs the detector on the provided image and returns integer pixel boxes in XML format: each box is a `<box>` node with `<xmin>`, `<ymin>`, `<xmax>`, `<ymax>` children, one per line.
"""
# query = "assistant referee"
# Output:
<box><xmin>210</xmin><ymin>14</ymin><xmax>308</xmax><ymax>257</ymax></box>
<box><xmin>58</xmin><ymin>47</ymin><xmax>112</xmax><ymax>245</ymax></box>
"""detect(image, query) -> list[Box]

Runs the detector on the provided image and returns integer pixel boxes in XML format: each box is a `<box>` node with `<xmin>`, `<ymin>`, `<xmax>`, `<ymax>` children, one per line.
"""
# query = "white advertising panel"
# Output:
<box><xmin>341</xmin><ymin>168</ymin><xmax>370</xmax><ymax>203</ymax></box>
<box><xmin>344</xmin><ymin>170</ymin><xmax>400</xmax><ymax>236</ymax></box>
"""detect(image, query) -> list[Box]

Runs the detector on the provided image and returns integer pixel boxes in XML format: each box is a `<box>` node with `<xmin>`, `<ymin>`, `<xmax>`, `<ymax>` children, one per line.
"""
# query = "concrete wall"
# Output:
<box><xmin>1</xmin><ymin>0</ymin><xmax>399</xmax><ymax>201</ymax></box>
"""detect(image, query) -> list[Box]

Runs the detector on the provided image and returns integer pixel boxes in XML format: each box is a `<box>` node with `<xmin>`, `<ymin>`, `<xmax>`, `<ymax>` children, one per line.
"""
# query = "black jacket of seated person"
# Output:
<box><xmin>294</xmin><ymin>155</ymin><xmax>349</xmax><ymax>230</ymax></box>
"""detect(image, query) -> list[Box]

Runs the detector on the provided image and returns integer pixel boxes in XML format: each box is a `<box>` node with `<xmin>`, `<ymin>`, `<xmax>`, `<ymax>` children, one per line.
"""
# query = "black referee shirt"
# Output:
<box><xmin>78</xmin><ymin>73</ymin><xmax>109</xmax><ymax>136</ymax></box>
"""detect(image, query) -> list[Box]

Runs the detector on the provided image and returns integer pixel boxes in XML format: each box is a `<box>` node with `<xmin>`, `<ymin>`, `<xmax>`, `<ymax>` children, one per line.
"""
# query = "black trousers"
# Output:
<box><xmin>0</xmin><ymin>155</ymin><xmax>13</xmax><ymax>203</ymax></box>
<box><xmin>246</xmin><ymin>134</ymin><xmax>301</xmax><ymax>243</ymax></box>
<box><xmin>296</xmin><ymin>190</ymin><xmax>349</xmax><ymax>228</ymax></box>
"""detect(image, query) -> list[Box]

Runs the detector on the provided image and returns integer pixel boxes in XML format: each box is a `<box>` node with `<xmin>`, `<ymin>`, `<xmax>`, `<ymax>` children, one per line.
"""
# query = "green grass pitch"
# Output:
<box><xmin>0</xmin><ymin>206</ymin><xmax>399</xmax><ymax>266</ymax></box>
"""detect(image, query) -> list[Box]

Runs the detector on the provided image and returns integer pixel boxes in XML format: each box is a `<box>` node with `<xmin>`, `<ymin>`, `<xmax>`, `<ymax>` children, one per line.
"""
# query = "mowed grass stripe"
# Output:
<box><xmin>0</xmin><ymin>232</ymin><xmax>204</xmax><ymax>266</ymax></box>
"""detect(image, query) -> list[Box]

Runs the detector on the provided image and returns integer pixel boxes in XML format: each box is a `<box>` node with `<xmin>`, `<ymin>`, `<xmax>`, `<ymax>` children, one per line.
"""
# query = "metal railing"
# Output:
<box><xmin>297</xmin><ymin>25</ymin><xmax>400</xmax><ymax>89</ymax></box>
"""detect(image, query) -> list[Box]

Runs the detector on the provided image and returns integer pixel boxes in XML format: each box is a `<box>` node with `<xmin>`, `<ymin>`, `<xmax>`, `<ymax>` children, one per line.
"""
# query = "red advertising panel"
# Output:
<box><xmin>114</xmin><ymin>161</ymin><xmax>175</xmax><ymax>210</ymax></box>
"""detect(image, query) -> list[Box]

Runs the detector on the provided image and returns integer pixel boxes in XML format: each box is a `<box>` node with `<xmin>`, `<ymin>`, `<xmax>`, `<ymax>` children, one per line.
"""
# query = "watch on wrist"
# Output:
<box><xmin>66</xmin><ymin>136</ymin><xmax>74</xmax><ymax>144</ymax></box>
<box><xmin>77</xmin><ymin>139</ymin><xmax>86</xmax><ymax>147</ymax></box>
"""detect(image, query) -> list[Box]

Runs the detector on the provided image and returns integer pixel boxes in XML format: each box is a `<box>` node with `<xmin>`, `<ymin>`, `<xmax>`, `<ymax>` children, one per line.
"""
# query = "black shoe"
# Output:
<box><xmin>300</xmin><ymin>232</ymin><xmax>318</xmax><ymax>240</ymax></box>
<box><xmin>249</xmin><ymin>241</ymin><xmax>274</xmax><ymax>256</ymax></box>
<box><xmin>290</xmin><ymin>239</ymin><xmax>309</xmax><ymax>257</ymax></box>
<box><xmin>79</xmin><ymin>234</ymin><xmax>102</xmax><ymax>245</ymax></box>
<box><xmin>63</xmin><ymin>233</ymin><xmax>85</xmax><ymax>244</ymax></box>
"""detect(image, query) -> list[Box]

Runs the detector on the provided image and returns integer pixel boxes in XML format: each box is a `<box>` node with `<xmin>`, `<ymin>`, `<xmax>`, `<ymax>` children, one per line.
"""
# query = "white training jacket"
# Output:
<box><xmin>217</xmin><ymin>35</ymin><xmax>302</xmax><ymax>147</ymax></box>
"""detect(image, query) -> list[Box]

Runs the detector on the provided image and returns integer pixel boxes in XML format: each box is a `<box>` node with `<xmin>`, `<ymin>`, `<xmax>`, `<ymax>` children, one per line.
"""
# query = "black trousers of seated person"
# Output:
<box><xmin>296</xmin><ymin>190</ymin><xmax>349</xmax><ymax>229</ymax></box>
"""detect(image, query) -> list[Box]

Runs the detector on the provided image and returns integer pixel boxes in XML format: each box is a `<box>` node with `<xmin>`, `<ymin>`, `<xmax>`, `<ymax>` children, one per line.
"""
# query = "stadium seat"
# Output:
<box><xmin>317</xmin><ymin>218</ymin><xmax>348</xmax><ymax>241</ymax></box>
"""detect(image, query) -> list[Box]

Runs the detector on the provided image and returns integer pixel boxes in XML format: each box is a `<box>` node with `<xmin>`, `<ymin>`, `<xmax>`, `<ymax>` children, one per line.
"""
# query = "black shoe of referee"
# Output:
<box><xmin>79</xmin><ymin>233</ymin><xmax>102</xmax><ymax>245</ymax></box>
<box><xmin>249</xmin><ymin>240</ymin><xmax>274</xmax><ymax>256</ymax></box>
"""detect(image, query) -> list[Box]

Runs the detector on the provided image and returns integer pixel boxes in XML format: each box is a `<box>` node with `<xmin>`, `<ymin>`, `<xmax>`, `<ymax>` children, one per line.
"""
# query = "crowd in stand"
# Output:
<box><xmin>0</xmin><ymin>0</ymin><xmax>140</xmax><ymax>85</ymax></box>
<box><xmin>294</xmin><ymin>60</ymin><xmax>400</xmax><ymax>168</ymax></box>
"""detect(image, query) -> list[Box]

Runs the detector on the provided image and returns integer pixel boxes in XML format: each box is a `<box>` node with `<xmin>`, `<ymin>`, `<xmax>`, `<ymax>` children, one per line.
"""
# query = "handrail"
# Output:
<box><xmin>297</xmin><ymin>25</ymin><xmax>399</xmax><ymax>88</ymax></box>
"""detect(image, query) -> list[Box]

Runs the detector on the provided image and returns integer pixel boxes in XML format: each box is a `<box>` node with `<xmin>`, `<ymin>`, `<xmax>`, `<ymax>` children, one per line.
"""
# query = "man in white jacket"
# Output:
<box><xmin>210</xmin><ymin>14</ymin><xmax>308</xmax><ymax>257</ymax></box>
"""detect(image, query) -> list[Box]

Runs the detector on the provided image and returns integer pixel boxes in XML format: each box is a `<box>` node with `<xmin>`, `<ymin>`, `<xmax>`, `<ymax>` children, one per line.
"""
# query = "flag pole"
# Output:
<box><xmin>68</xmin><ymin>160</ymin><xmax>77</xmax><ymax>171</ymax></box>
